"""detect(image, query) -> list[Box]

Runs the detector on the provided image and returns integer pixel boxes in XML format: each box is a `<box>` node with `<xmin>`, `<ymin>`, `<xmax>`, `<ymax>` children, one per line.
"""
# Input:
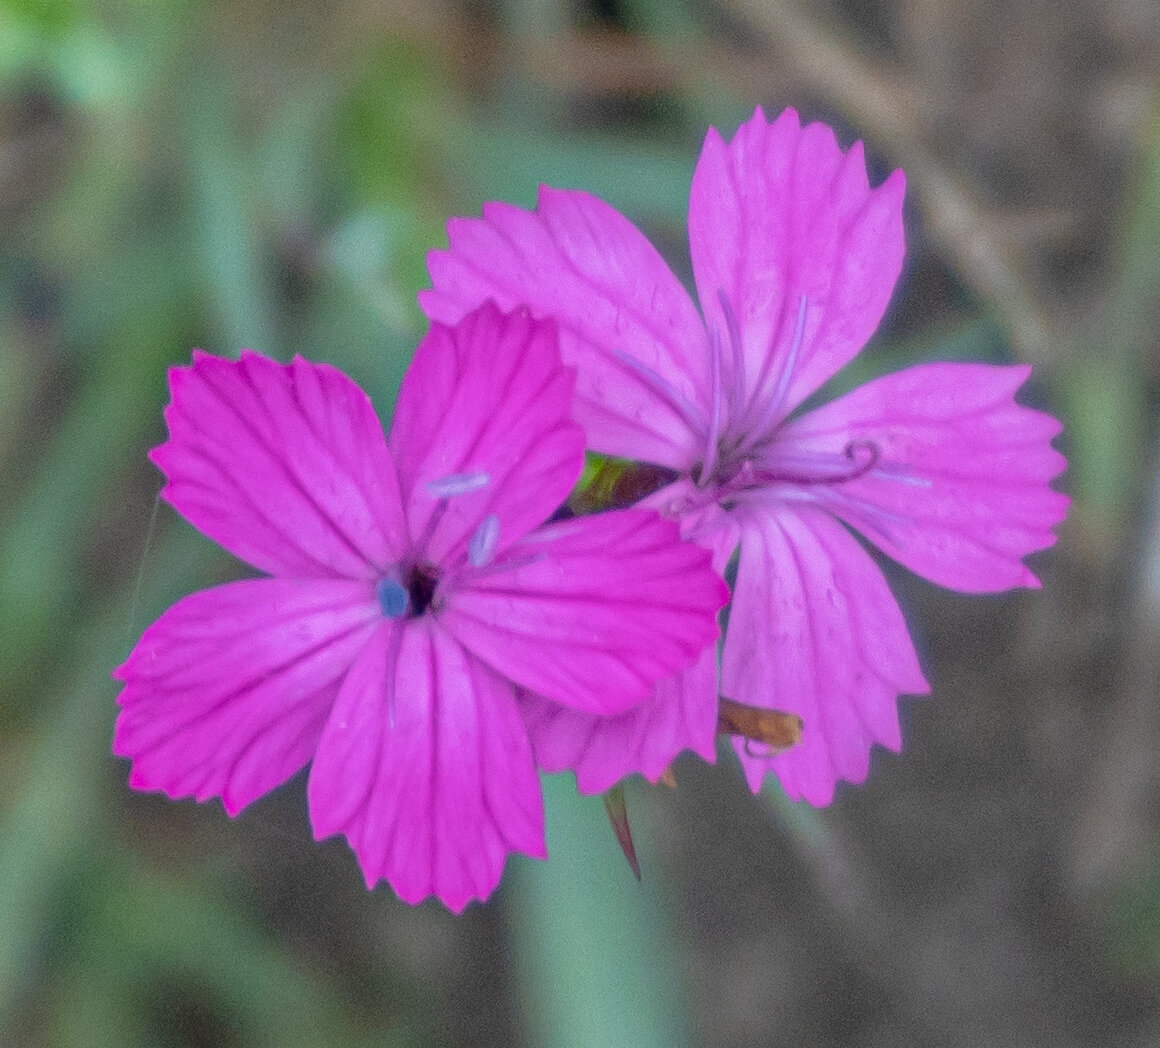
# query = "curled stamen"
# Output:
<box><xmin>840</xmin><ymin>439</ymin><xmax>880</xmax><ymax>479</ymax></box>
<box><xmin>751</xmin><ymin>439</ymin><xmax>882</xmax><ymax>489</ymax></box>
<box><xmin>426</xmin><ymin>471</ymin><xmax>489</xmax><ymax>498</ymax></box>
<box><xmin>468</xmin><ymin>513</ymin><xmax>500</xmax><ymax>567</ymax></box>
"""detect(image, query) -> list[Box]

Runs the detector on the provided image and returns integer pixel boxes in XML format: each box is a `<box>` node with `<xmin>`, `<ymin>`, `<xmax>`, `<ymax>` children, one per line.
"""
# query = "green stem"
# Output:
<box><xmin>506</xmin><ymin>775</ymin><xmax>692</xmax><ymax>1048</ymax></box>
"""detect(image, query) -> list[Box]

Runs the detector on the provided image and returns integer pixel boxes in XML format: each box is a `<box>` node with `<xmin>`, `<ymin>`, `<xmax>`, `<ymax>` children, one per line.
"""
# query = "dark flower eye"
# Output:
<box><xmin>405</xmin><ymin>563</ymin><xmax>440</xmax><ymax>616</ymax></box>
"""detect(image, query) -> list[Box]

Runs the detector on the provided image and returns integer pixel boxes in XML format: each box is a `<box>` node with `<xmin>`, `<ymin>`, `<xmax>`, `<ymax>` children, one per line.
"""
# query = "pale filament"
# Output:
<box><xmin>736</xmin><ymin>293</ymin><xmax>808</xmax><ymax>456</ymax></box>
<box><xmin>714</xmin><ymin>440</ymin><xmax>882</xmax><ymax>506</ymax></box>
<box><xmin>414</xmin><ymin>471</ymin><xmax>492</xmax><ymax>556</ymax></box>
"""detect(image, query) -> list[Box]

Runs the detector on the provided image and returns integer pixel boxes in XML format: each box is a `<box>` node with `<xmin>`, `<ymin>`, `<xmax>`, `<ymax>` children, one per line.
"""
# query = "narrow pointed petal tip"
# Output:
<box><xmin>721</xmin><ymin>508</ymin><xmax>929</xmax><ymax>807</ymax></box>
<box><xmin>776</xmin><ymin>362</ymin><xmax>1070</xmax><ymax>593</ymax></box>
<box><xmin>152</xmin><ymin>350</ymin><xmax>407</xmax><ymax>578</ymax></box>
<box><xmin>308</xmin><ymin>625</ymin><xmax>546</xmax><ymax>912</ymax></box>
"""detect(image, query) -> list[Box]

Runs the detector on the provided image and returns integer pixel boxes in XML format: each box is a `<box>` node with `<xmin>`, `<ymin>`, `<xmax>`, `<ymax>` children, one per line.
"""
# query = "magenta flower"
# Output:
<box><xmin>421</xmin><ymin>107</ymin><xmax>1069</xmax><ymax>805</ymax></box>
<box><xmin>113</xmin><ymin>303</ymin><xmax>725</xmax><ymax>910</ymax></box>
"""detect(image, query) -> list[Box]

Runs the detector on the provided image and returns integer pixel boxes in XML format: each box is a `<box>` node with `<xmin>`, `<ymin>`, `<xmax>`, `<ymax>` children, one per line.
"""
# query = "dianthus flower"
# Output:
<box><xmin>113</xmin><ymin>303</ymin><xmax>726</xmax><ymax>910</ymax></box>
<box><xmin>421</xmin><ymin>107</ymin><xmax>1069</xmax><ymax>804</ymax></box>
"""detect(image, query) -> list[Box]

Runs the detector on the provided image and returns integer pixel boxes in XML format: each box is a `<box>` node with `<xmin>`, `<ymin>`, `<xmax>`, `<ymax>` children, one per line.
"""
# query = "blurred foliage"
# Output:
<box><xmin>1</xmin><ymin>0</ymin><xmax>1159</xmax><ymax>1045</ymax></box>
<box><xmin>1058</xmin><ymin>102</ymin><xmax>1160</xmax><ymax>544</ymax></box>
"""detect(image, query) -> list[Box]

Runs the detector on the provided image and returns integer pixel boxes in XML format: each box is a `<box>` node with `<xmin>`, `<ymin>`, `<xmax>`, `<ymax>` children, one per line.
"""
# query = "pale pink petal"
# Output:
<box><xmin>641</xmin><ymin>477</ymin><xmax>746</xmax><ymax>573</ymax></box>
<box><xmin>113</xmin><ymin>578</ymin><xmax>380</xmax><ymax>815</ymax></box>
<box><xmin>689</xmin><ymin>107</ymin><xmax>906</xmax><ymax>422</ymax></box>
<box><xmin>308</xmin><ymin>621</ymin><xmax>545</xmax><ymax>912</ymax></box>
<box><xmin>422</xmin><ymin>189</ymin><xmax>711</xmax><ymax>469</ymax></box>
<box><xmin>153</xmin><ymin>351</ymin><xmax>407</xmax><ymax>578</ymax></box>
<box><xmin>517</xmin><ymin>645</ymin><xmax>718</xmax><ymax>794</ymax></box>
<box><xmin>721</xmin><ymin>506</ymin><xmax>929</xmax><ymax>806</ymax></box>
<box><xmin>442</xmin><ymin>510</ymin><xmax>727</xmax><ymax>715</ymax></box>
<box><xmin>772</xmin><ymin>363</ymin><xmax>1069</xmax><ymax>592</ymax></box>
<box><xmin>388</xmin><ymin>304</ymin><xmax>584</xmax><ymax>565</ymax></box>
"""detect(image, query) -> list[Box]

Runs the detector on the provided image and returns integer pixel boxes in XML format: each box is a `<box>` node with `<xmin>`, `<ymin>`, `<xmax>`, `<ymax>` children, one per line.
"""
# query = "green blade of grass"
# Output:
<box><xmin>506</xmin><ymin>774</ymin><xmax>692</xmax><ymax>1048</ymax></box>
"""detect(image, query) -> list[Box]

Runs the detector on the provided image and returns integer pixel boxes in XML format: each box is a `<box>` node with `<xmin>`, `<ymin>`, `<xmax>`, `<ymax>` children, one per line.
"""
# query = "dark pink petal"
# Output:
<box><xmin>721</xmin><ymin>506</ymin><xmax>929</xmax><ymax>806</ymax></box>
<box><xmin>113</xmin><ymin>579</ymin><xmax>379</xmax><ymax>815</ymax></box>
<box><xmin>517</xmin><ymin>645</ymin><xmax>719</xmax><ymax>794</ymax></box>
<box><xmin>388</xmin><ymin>304</ymin><xmax>585</xmax><ymax>565</ymax></box>
<box><xmin>153</xmin><ymin>351</ymin><xmax>407</xmax><ymax>578</ymax></box>
<box><xmin>442</xmin><ymin>510</ymin><xmax>727</xmax><ymax>716</ymax></box>
<box><xmin>689</xmin><ymin>107</ymin><xmax>906</xmax><ymax>424</ymax></box>
<box><xmin>422</xmin><ymin>190</ymin><xmax>711</xmax><ymax>469</ymax></box>
<box><xmin>308</xmin><ymin>621</ymin><xmax>545</xmax><ymax>912</ymax></box>
<box><xmin>773</xmin><ymin>363</ymin><xmax>1069</xmax><ymax>592</ymax></box>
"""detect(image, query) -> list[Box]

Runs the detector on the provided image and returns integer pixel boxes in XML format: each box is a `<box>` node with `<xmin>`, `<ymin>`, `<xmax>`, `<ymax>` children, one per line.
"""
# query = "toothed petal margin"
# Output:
<box><xmin>517</xmin><ymin>645</ymin><xmax>719</xmax><ymax>794</ymax></box>
<box><xmin>153</xmin><ymin>352</ymin><xmax>406</xmax><ymax>578</ymax></box>
<box><xmin>423</xmin><ymin>189</ymin><xmax>711</xmax><ymax>469</ymax></box>
<box><xmin>722</xmin><ymin>507</ymin><xmax>929</xmax><ymax>805</ymax></box>
<box><xmin>689</xmin><ymin>107</ymin><xmax>905</xmax><ymax>421</ymax></box>
<box><xmin>308</xmin><ymin>621</ymin><xmax>545</xmax><ymax>912</ymax></box>
<box><xmin>775</xmin><ymin>363</ymin><xmax>1069</xmax><ymax>592</ymax></box>
<box><xmin>113</xmin><ymin>578</ymin><xmax>379</xmax><ymax>815</ymax></box>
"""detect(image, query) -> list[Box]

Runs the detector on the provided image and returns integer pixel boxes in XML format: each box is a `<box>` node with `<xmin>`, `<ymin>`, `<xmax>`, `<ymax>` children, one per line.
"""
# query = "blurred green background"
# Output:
<box><xmin>2</xmin><ymin>0</ymin><xmax>1160</xmax><ymax>1045</ymax></box>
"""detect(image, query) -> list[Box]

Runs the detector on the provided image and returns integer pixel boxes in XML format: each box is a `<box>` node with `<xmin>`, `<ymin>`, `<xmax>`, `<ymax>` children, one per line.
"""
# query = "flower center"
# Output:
<box><xmin>704</xmin><ymin>290</ymin><xmax>810</xmax><ymax>470</ymax></box>
<box><xmin>376</xmin><ymin>471</ymin><xmax>506</xmax><ymax>622</ymax></box>
<box><xmin>690</xmin><ymin>289</ymin><xmax>887</xmax><ymax>504</ymax></box>
<box><xmin>376</xmin><ymin>563</ymin><xmax>441</xmax><ymax>620</ymax></box>
<box><xmin>694</xmin><ymin>438</ymin><xmax>882</xmax><ymax>510</ymax></box>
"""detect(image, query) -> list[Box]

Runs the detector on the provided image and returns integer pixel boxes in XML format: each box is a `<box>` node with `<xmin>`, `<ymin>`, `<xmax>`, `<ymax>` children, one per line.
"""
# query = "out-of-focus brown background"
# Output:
<box><xmin>2</xmin><ymin>1</ymin><xmax>1159</xmax><ymax>1045</ymax></box>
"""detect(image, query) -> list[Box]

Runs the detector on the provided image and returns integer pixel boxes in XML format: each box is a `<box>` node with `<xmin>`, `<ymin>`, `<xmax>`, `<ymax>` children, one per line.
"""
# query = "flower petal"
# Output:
<box><xmin>308</xmin><ymin>621</ymin><xmax>545</xmax><ymax>912</ymax></box>
<box><xmin>112</xmin><ymin>578</ymin><xmax>380</xmax><ymax>815</ymax></box>
<box><xmin>642</xmin><ymin>477</ymin><xmax>745</xmax><ymax>573</ymax></box>
<box><xmin>689</xmin><ymin>107</ymin><xmax>906</xmax><ymax>425</ymax></box>
<box><xmin>721</xmin><ymin>506</ymin><xmax>929</xmax><ymax>806</ymax></box>
<box><xmin>442</xmin><ymin>510</ymin><xmax>727</xmax><ymax>715</ymax></box>
<box><xmin>153</xmin><ymin>351</ymin><xmax>407</xmax><ymax>578</ymax></box>
<box><xmin>773</xmin><ymin>363</ymin><xmax>1070</xmax><ymax>592</ymax></box>
<box><xmin>517</xmin><ymin>645</ymin><xmax>719</xmax><ymax>794</ymax></box>
<box><xmin>388</xmin><ymin>304</ymin><xmax>585</xmax><ymax>565</ymax></box>
<box><xmin>422</xmin><ymin>189</ymin><xmax>711</xmax><ymax>469</ymax></box>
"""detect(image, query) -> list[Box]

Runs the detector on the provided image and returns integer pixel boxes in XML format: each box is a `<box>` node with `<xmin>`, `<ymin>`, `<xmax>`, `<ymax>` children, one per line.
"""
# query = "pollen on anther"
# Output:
<box><xmin>426</xmin><ymin>470</ymin><xmax>490</xmax><ymax>498</ymax></box>
<box><xmin>376</xmin><ymin>577</ymin><xmax>409</xmax><ymax>618</ymax></box>
<box><xmin>469</xmin><ymin>513</ymin><xmax>501</xmax><ymax>567</ymax></box>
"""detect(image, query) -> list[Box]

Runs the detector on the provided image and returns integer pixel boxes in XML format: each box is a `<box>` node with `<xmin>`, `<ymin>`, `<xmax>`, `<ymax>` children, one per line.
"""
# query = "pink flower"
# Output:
<box><xmin>113</xmin><ymin>303</ymin><xmax>725</xmax><ymax>910</ymax></box>
<box><xmin>421</xmin><ymin>107</ymin><xmax>1069</xmax><ymax>805</ymax></box>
